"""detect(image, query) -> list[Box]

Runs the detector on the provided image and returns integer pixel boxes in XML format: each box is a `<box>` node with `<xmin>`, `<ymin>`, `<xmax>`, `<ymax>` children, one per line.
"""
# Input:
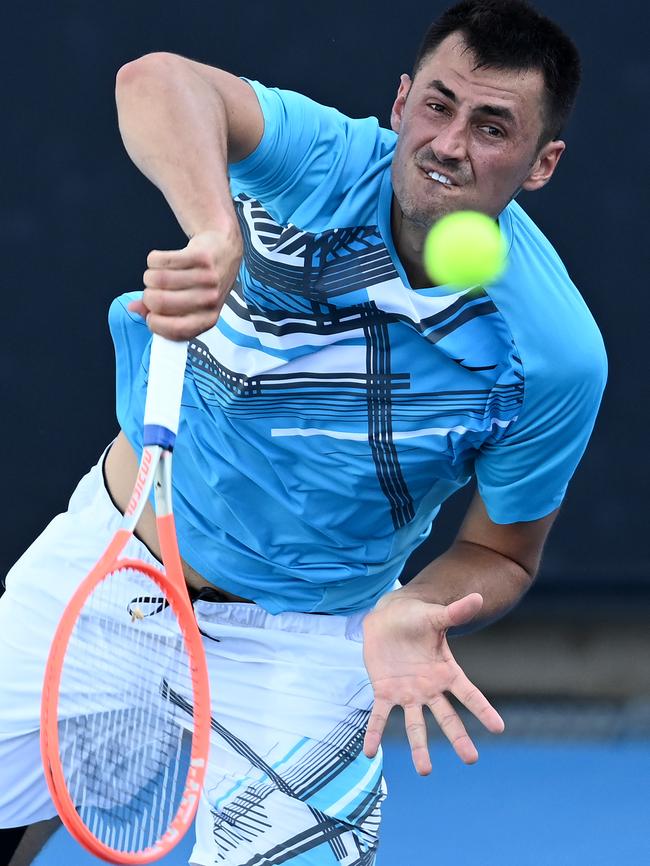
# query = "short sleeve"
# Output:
<box><xmin>228</xmin><ymin>80</ymin><xmax>392</xmax><ymax>226</ymax></box>
<box><xmin>475</xmin><ymin>334</ymin><xmax>607</xmax><ymax>523</ymax></box>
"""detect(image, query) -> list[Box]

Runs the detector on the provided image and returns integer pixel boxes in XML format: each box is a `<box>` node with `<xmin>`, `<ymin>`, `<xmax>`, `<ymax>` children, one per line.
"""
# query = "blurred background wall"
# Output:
<box><xmin>2</xmin><ymin>0</ymin><xmax>648</xmax><ymax>694</ymax></box>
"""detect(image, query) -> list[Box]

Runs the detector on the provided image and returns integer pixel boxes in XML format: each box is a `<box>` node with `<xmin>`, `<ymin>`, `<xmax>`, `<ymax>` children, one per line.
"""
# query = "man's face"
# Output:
<box><xmin>391</xmin><ymin>34</ymin><xmax>564</xmax><ymax>229</ymax></box>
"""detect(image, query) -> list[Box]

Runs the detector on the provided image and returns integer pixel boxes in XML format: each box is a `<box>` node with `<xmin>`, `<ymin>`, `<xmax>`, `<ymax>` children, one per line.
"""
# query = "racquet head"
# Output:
<box><xmin>41</xmin><ymin>550</ymin><xmax>210</xmax><ymax>864</ymax></box>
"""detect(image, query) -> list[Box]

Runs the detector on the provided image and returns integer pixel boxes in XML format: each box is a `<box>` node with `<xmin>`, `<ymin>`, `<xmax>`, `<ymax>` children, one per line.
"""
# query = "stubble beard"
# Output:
<box><xmin>392</xmin><ymin>153</ymin><xmax>461</xmax><ymax>234</ymax></box>
<box><xmin>397</xmin><ymin>191</ymin><xmax>455</xmax><ymax>231</ymax></box>
<box><xmin>392</xmin><ymin>178</ymin><xmax>456</xmax><ymax>235</ymax></box>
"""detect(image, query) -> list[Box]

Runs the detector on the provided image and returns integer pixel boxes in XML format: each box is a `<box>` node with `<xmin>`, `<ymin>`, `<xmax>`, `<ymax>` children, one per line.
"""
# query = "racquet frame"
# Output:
<box><xmin>40</xmin><ymin>336</ymin><xmax>211</xmax><ymax>864</ymax></box>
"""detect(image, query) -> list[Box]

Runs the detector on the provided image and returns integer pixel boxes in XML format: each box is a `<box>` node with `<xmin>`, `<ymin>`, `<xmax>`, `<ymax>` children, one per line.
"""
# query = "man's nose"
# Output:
<box><xmin>431</xmin><ymin>117</ymin><xmax>468</xmax><ymax>163</ymax></box>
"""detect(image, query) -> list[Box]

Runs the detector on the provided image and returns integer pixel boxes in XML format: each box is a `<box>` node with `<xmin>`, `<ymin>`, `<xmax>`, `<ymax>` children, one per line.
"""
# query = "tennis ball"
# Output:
<box><xmin>423</xmin><ymin>210</ymin><xmax>506</xmax><ymax>288</ymax></box>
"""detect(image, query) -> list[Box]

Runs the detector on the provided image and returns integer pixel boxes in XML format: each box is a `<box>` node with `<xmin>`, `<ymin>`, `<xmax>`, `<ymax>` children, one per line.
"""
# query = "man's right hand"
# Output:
<box><xmin>128</xmin><ymin>226</ymin><xmax>243</xmax><ymax>340</ymax></box>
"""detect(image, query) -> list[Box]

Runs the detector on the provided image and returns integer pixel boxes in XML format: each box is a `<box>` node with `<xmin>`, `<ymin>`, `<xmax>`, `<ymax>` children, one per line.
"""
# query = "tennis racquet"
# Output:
<box><xmin>41</xmin><ymin>334</ymin><xmax>211</xmax><ymax>864</ymax></box>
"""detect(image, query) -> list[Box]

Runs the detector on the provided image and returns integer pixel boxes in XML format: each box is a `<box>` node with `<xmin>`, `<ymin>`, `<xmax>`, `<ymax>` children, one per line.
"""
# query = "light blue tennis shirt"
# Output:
<box><xmin>109</xmin><ymin>81</ymin><xmax>607</xmax><ymax>614</ymax></box>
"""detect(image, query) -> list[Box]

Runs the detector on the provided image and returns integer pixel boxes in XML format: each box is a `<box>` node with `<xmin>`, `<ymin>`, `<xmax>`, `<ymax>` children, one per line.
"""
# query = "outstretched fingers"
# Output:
<box><xmin>450</xmin><ymin>671</ymin><xmax>505</xmax><ymax>735</ymax></box>
<box><xmin>428</xmin><ymin>694</ymin><xmax>478</xmax><ymax>764</ymax></box>
<box><xmin>365</xmin><ymin>700</ymin><xmax>432</xmax><ymax>775</ymax></box>
<box><xmin>404</xmin><ymin>704</ymin><xmax>432</xmax><ymax>775</ymax></box>
<box><xmin>363</xmin><ymin>698</ymin><xmax>392</xmax><ymax>760</ymax></box>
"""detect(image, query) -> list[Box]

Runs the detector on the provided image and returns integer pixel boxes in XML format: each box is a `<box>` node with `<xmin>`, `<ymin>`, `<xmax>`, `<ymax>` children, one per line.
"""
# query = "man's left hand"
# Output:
<box><xmin>362</xmin><ymin>592</ymin><xmax>505</xmax><ymax>775</ymax></box>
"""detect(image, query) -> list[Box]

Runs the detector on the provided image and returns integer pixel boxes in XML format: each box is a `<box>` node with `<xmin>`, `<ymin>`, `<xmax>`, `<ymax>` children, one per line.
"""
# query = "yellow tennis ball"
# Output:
<box><xmin>423</xmin><ymin>210</ymin><xmax>507</xmax><ymax>288</ymax></box>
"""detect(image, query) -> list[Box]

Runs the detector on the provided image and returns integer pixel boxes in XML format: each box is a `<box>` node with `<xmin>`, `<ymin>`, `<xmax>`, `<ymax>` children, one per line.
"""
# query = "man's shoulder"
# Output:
<box><xmin>230</xmin><ymin>81</ymin><xmax>397</xmax><ymax>230</ymax></box>
<box><xmin>474</xmin><ymin>202</ymin><xmax>607</xmax><ymax>523</ymax></box>
<box><xmin>491</xmin><ymin>199</ymin><xmax>607</xmax><ymax>387</ymax></box>
<box><xmin>244</xmin><ymin>79</ymin><xmax>396</xmax><ymax>146</ymax></box>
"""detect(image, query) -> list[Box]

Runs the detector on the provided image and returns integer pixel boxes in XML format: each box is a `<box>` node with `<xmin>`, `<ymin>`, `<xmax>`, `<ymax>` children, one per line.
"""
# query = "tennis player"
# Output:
<box><xmin>0</xmin><ymin>1</ymin><xmax>606</xmax><ymax>863</ymax></box>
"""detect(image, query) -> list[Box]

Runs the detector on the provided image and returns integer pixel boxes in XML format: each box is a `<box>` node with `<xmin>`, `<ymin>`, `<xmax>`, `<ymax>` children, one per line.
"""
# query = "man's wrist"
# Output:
<box><xmin>373</xmin><ymin>585</ymin><xmax>438</xmax><ymax>612</ymax></box>
<box><xmin>186</xmin><ymin>208</ymin><xmax>241</xmax><ymax>244</ymax></box>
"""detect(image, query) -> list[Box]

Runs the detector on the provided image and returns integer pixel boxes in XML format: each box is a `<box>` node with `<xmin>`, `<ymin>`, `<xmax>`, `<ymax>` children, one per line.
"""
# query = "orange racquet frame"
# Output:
<box><xmin>40</xmin><ymin>336</ymin><xmax>211</xmax><ymax>863</ymax></box>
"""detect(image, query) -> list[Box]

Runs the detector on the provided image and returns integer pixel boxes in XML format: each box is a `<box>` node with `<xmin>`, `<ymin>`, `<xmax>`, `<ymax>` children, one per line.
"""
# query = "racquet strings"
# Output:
<box><xmin>55</xmin><ymin>565</ymin><xmax>196</xmax><ymax>855</ymax></box>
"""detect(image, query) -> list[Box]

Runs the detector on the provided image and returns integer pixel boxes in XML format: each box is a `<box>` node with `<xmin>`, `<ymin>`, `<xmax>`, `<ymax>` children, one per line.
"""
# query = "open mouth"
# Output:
<box><xmin>422</xmin><ymin>167</ymin><xmax>456</xmax><ymax>188</ymax></box>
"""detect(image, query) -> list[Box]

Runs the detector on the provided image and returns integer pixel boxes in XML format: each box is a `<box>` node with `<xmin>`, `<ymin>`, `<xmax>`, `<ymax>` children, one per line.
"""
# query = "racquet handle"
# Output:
<box><xmin>143</xmin><ymin>335</ymin><xmax>188</xmax><ymax>445</ymax></box>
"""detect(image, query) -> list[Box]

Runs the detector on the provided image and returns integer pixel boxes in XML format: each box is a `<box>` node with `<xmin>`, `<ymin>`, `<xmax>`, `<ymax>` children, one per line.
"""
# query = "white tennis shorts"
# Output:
<box><xmin>0</xmin><ymin>452</ymin><xmax>385</xmax><ymax>865</ymax></box>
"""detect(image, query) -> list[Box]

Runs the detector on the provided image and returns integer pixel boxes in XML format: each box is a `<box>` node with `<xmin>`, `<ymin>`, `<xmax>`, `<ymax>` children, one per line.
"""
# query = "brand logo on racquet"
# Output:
<box><xmin>125</xmin><ymin>449</ymin><xmax>154</xmax><ymax>517</ymax></box>
<box><xmin>148</xmin><ymin>758</ymin><xmax>206</xmax><ymax>854</ymax></box>
<box><xmin>177</xmin><ymin>759</ymin><xmax>206</xmax><ymax>824</ymax></box>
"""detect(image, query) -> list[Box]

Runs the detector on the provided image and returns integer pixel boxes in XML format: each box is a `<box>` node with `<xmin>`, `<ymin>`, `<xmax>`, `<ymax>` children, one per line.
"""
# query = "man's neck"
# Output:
<box><xmin>390</xmin><ymin>196</ymin><xmax>433</xmax><ymax>289</ymax></box>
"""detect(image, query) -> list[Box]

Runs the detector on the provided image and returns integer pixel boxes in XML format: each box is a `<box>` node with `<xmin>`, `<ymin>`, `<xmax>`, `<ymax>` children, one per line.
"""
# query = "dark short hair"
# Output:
<box><xmin>413</xmin><ymin>0</ymin><xmax>581</xmax><ymax>144</ymax></box>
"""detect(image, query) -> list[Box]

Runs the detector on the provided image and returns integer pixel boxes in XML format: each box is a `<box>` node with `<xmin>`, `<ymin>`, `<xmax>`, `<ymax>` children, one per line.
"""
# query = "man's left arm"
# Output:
<box><xmin>395</xmin><ymin>492</ymin><xmax>557</xmax><ymax>630</ymax></box>
<box><xmin>362</xmin><ymin>491</ymin><xmax>557</xmax><ymax>774</ymax></box>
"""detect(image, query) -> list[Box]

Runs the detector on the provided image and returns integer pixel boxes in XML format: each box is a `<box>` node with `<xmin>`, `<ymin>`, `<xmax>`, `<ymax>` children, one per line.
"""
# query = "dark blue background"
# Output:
<box><xmin>3</xmin><ymin>0</ymin><xmax>648</xmax><ymax>601</ymax></box>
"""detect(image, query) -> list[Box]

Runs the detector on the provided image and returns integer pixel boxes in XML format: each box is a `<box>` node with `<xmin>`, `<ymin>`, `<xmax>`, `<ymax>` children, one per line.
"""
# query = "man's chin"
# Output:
<box><xmin>392</xmin><ymin>182</ymin><xmax>474</xmax><ymax>232</ymax></box>
<box><xmin>401</xmin><ymin>201</ymin><xmax>458</xmax><ymax>230</ymax></box>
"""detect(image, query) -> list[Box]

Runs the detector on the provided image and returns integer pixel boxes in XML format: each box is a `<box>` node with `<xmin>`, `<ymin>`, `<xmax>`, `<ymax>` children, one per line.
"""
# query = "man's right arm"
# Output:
<box><xmin>115</xmin><ymin>53</ymin><xmax>264</xmax><ymax>338</ymax></box>
<box><xmin>116</xmin><ymin>52</ymin><xmax>263</xmax><ymax>238</ymax></box>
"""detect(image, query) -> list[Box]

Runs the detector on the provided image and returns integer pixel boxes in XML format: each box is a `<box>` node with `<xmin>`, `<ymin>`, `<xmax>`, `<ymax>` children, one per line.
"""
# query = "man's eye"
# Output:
<box><xmin>480</xmin><ymin>125</ymin><xmax>504</xmax><ymax>138</ymax></box>
<box><xmin>428</xmin><ymin>103</ymin><xmax>447</xmax><ymax>113</ymax></box>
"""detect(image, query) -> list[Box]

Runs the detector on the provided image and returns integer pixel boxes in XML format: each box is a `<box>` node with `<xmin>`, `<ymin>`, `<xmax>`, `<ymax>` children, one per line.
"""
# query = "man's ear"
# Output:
<box><xmin>390</xmin><ymin>74</ymin><xmax>412</xmax><ymax>133</ymax></box>
<box><xmin>521</xmin><ymin>140</ymin><xmax>566</xmax><ymax>191</ymax></box>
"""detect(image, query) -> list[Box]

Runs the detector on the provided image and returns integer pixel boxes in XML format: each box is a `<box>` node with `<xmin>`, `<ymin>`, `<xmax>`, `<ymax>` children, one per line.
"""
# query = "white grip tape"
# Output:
<box><xmin>143</xmin><ymin>335</ymin><xmax>189</xmax><ymax>435</ymax></box>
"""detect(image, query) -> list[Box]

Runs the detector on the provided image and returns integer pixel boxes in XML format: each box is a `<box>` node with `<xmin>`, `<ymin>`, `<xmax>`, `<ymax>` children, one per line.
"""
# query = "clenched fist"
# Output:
<box><xmin>128</xmin><ymin>227</ymin><xmax>243</xmax><ymax>340</ymax></box>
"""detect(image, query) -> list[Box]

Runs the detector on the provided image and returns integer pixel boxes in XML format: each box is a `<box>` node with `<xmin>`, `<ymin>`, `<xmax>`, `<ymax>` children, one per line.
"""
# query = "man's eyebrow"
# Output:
<box><xmin>428</xmin><ymin>79</ymin><xmax>457</xmax><ymax>102</ymax></box>
<box><xmin>426</xmin><ymin>78</ymin><xmax>516</xmax><ymax>124</ymax></box>
<box><xmin>476</xmin><ymin>104</ymin><xmax>515</xmax><ymax>124</ymax></box>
